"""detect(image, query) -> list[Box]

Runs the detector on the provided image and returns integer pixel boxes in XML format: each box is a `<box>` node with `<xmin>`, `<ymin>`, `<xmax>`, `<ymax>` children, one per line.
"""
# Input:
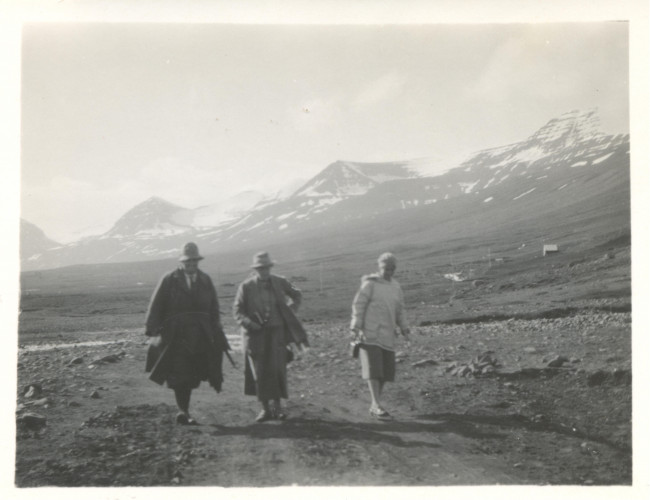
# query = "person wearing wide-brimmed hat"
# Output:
<box><xmin>145</xmin><ymin>242</ymin><xmax>231</xmax><ymax>425</ymax></box>
<box><xmin>350</xmin><ymin>252</ymin><xmax>410</xmax><ymax>420</ymax></box>
<box><xmin>233</xmin><ymin>251</ymin><xmax>309</xmax><ymax>422</ymax></box>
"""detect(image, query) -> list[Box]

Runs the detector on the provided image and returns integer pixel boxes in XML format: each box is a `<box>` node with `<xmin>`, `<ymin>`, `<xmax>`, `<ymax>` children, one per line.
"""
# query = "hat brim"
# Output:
<box><xmin>251</xmin><ymin>262</ymin><xmax>274</xmax><ymax>268</ymax></box>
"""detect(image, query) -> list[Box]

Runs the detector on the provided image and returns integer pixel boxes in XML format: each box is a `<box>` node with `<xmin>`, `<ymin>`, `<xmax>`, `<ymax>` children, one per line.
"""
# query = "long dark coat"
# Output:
<box><xmin>233</xmin><ymin>274</ymin><xmax>309</xmax><ymax>398</ymax></box>
<box><xmin>144</xmin><ymin>267</ymin><xmax>230</xmax><ymax>392</ymax></box>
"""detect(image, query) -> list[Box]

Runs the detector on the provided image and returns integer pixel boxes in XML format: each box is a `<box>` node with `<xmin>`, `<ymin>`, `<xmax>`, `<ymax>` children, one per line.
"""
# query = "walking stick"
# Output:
<box><xmin>224</xmin><ymin>349</ymin><xmax>238</xmax><ymax>369</ymax></box>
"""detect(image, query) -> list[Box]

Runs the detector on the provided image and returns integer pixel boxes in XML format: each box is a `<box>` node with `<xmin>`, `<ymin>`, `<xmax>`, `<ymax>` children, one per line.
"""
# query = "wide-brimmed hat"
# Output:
<box><xmin>251</xmin><ymin>251</ymin><xmax>275</xmax><ymax>269</ymax></box>
<box><xmin>179</xmin><ymin>242</ymin><xmax>204</xmax><ymax>262</ymax></box>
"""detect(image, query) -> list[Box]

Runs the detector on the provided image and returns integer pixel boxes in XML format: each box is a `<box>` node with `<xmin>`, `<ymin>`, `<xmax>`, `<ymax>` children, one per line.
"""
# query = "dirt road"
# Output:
<box><xmin>15</xmin><ymin>313</ymin><xmax>631</xmax><ymax>487</ymax></box>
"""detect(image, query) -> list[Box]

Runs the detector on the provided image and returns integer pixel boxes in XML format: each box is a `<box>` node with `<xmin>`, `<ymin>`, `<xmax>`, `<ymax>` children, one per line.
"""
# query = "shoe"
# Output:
<box><xmin>255</xmin><ymin>410</ymin><xmax>272</xmax><ymax>423</ymax></box>
<box><xmin>270</xmin><ymin>403</ymin><xmax>287</xmax><ymax>420</ymax></box>
<box><xmin>369</xmin><ymin>407</ymin><xmax>391</xmax><ymax>420</ymax></box>
<box><xmin>176</xmin><ymin>412</ymin><xmax>199</xmax><ymax>425</ymax></box>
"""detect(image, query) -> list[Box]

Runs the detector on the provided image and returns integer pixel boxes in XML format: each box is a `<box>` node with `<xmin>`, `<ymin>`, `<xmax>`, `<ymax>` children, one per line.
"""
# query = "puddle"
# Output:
<box><xmin>19</xmin><ymin>335</ymin><xmax>242</xmax><ymax>353</ymax></box>
<box><xmin>19</xmin><ymin>340</ymin><xmax>127</xmax><ymax>353</ymax></box>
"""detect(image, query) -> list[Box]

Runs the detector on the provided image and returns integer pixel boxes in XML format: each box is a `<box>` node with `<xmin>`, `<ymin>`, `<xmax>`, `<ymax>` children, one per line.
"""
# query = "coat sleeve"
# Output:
<box><xmin>395</xmin><ymin>284</ymin><xmax>409</xmax><ymax>333</ymax></box>
<box><xmin>233</xmin><ymin>282</ymin><xmax>255</xmax><ymax>329</ymax></box>
<box><xmin>279</xmin><ymin>276</ymin><xmax>302</xmax><ymax>312</ymax></box>
<box><xmin>350</xmin><ymin>280</ymin><xmax>373</xmax><ymax>331</ymax></box>
<box><xmin>207</xmin><ymin>276</ymin><xmax>230</xmax><ymax>351</ymax></box>
<box><xmin>145</xmin><ymin>274</ymin><xmax>169</xmax><ymax>336</ymax></box>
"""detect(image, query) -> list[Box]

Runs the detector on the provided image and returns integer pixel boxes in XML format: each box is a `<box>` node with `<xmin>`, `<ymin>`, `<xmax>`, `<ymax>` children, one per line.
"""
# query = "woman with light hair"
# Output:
<box><xmin>350</xmin><ymin>252</ymin><xmax>410</xmax><ymax>419</ymax></box>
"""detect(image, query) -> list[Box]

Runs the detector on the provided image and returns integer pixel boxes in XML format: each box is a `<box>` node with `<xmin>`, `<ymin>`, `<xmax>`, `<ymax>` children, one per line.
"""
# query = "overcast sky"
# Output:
<box><xmin>20</xmin><ymin>22</ymin><xmax>629</xmax><ymax>242</ymax></box>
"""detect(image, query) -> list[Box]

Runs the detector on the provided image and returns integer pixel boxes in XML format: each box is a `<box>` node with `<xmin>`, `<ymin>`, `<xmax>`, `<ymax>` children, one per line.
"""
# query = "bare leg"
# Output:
<box><xmin>367</xmin><ymin>379</ymin><xmax>382</xmax><ymax>409</ymax></box>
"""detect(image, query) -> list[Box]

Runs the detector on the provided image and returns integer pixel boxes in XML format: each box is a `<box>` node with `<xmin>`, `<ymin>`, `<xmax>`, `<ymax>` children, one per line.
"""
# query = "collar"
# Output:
<box><xmin>253</xmin><ymin>275</ymin><xmax>273</xmax><ymax>288</ymax></box>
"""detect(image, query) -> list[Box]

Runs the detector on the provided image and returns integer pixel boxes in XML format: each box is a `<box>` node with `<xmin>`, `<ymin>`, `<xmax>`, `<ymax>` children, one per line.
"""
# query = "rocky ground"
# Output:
<box><xmin>15</xmin><ymin>301</ymin><xmax>632</xmax><ymax>487</ymax></box>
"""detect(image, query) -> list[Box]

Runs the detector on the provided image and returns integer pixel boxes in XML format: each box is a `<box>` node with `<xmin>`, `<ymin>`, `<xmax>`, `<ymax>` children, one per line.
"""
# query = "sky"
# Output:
<box><xmin>18</xmin><ymin>21</ymin><xmax>631</xmax><ymax>243</ymax></box>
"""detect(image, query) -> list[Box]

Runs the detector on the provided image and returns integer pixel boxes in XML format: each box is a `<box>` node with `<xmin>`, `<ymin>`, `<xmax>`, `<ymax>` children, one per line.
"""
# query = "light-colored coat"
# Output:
<box><xmin>233</xmin><ymin>274</ymin><xmax>309</xmax><ymax>353</ymax></box>
<box><xmin>233</xmin><ymin>273</ymin><xmax>309</xmax><ymax>399</ymax></box>
<box><xmin>350</xmin><ymin>273</ymin><xmax>409</xmax><ymax>351</ymax></box>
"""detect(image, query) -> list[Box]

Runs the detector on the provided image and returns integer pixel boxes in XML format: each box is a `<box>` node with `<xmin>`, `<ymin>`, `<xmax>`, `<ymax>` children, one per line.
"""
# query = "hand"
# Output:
<box><xmin>288</xmin><ymin>343</ymin><xmax>299</xmax><ymax>360</ymax></box>
<box><xmin>149</xmin><ymin>336</ymin><xmax>162</xmax><ymax>347</ymax></box>
<box><xmin>300</xmin><ymin>345</ymin><xmax>310</xmax><ymax>356</ymax></box>
<box><xmin>402</xmin><ymin>329</ymin><xmax>411</xmax><ymax>347</ymax></box>
<box><xmin>249</xmin><ymin>321</ymin><xmax>262</xmax><ymax>331</ymax></box>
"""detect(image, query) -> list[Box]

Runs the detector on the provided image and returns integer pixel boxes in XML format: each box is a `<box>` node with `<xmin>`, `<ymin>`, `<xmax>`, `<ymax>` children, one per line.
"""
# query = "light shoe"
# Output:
<box><xmin>369</xmin><ymin>407</ymin><xmax>392</xmax><ymax>420</ymax></box>
<box><xmin>255</xmin><ymin>409</ymin><xmax>272</xmax><ymax>422</ymax></box>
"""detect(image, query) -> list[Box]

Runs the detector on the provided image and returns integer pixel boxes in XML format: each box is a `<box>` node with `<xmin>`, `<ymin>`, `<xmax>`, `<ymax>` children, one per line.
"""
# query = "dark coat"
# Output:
<box><xmin>233</xmin><ymin>274</ymin><xmax>308</xmax><ymax>398</ymax></box>
<box><xmin>144</xmin><ymin>267</ymin><xmax>230</xmax><ymax>391</ymax></box>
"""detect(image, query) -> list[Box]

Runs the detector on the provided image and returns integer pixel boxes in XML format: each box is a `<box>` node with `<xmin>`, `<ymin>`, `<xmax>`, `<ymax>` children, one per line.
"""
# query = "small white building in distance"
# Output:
<box><xmin>543</xmin><ymin>244</ymin><xmax>559</xmax><ymax>256</ymax></box>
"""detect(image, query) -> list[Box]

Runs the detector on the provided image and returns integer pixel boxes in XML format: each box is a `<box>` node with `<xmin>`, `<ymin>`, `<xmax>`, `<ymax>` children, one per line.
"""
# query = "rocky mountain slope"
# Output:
<box><xmin>20</xmin><ymin>109</ymin><xmax>630</xmax><ymax>271</ymax></box>
<box><xmin>20</xmin><ymin>219</ymin><xmax>61</xmax><ymax>265</ymax></box>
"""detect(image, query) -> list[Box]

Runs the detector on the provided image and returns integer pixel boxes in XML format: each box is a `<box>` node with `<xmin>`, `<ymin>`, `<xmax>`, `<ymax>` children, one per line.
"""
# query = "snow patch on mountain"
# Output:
<box><xmin>192</xmin><ymin>190</ymin><xmax>265</xmax><ymax>227</ymax></box>
<box><xmin>511</xmin><ymin>146</ymin><xmax>547</xmax><ymax>164</ymax></box>
<box><xmin>529</xmin><ymin>109</ymin><xmax>603</xmax><ymax>149</ymax></box>
<box><xmin>513</xmin><ymin>188</ymin><xmax>537</xmax><ymax>201</ymax></box>
<box><xmin>276</xmin><ymin>211</ymin><xmax>297</xmax><ymax>221</ymax></box>
<box><xmin>459</xmin><ymin>181</ymin><xmax>480</xmax><ymax>194</ymax></box>
<box><xmin>293</xmin><ymin>160</ymin><xmax>417</xmax><ymax>199</ymax></box>
<box><xmin>593</xmin><ymin>153</ymin><xmax>614</xmax><ymax>165</ymax></box>
<box><xmin>404</xmin><ymin>154</ymin><xmax>470</xmax><ymax>177</ymax></box>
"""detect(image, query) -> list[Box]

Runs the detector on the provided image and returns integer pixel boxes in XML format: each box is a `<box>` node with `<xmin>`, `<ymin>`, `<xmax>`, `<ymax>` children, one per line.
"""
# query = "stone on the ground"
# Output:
<box><xmin>412</xmin><ymin>359</ymin><xmax>438</xmax><ymax>368</ymax></box>
<box><xmin>547</xmin><ymin>355</ymin><xmax>569</xmax><ymax>368</ymax></box>
<box><xmin>587</xmin><ymin>370</ymin><xmax>609</xmax><ymax>386</ymax></box>
<box><xmin>17</xmin><ymin>412</ymin><xmax>47</xmax><ymax>430</ymax></box>
<box><xmin>23</xmin><ymin>384</ymin><xmax>42</xmax><ymax>398</ymax></box>
<box><xmin>68</xmin><ymin>357</ymin><xmax>84</xmax><ymax>366</ymax></box>
<box><xmin>93</xmin><ymin>354</ymin><xmax>121</xmax><ymax>364</ymax></box>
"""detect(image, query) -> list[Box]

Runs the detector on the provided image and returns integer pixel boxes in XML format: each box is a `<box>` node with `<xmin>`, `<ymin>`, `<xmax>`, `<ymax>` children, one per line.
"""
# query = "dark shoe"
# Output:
<box><xmin>255</xmin><ymin>410</ymin><xmax>272</xmax><ymax>423</ymax></box>
<box><xmin>273</xmin><ymin>409</ymin><xmax>287</xmax><ymax>420</ymax></box>
<box><xmin>176</xmin><ymin>412</ymin><xmax>189</xmax><ymax>425</ymax></box>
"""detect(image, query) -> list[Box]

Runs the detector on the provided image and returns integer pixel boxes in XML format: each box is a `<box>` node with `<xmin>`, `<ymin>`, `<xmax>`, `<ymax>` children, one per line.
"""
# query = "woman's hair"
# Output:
<box><xmin>377</xmin><ymin>252</ymin><xmax>397</xmax><ymax>266</ymax></box>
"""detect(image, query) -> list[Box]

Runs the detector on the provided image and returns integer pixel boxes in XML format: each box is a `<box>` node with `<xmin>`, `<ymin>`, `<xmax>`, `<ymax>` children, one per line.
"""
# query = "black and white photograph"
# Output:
<box><xmin>1</xmin><ymin>0</ymin><xmax>648</xmax><ymax>497</ymax></box>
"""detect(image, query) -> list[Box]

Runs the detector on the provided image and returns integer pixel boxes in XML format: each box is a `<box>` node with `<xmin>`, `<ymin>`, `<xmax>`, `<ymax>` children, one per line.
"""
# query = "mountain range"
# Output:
<box><xmin>20</xmin><ymin>109</ymin><xmax>630</xmax><ymax>271</ymax></box>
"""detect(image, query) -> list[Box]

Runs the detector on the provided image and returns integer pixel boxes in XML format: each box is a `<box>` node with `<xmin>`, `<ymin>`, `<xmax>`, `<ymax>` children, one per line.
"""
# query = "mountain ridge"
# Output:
<box><xmin>20</xmin><ymin>109</ymin><xmax>630</xmax><ymax>271</ymax></box>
